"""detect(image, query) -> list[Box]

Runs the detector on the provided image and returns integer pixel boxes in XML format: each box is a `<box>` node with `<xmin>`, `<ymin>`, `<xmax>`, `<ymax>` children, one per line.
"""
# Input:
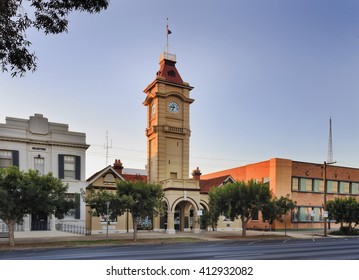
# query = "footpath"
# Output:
<box><xmin>0</xmin><ymin>228</ymin><xmax>340</xmax><ymax>247</ymax></box>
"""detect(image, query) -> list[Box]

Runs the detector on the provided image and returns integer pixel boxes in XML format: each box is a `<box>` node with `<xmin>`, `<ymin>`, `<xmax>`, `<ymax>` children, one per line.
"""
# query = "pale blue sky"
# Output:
<box><xmin>1</xmin><ymin>0</ymin><xmax>359</xmax><ymax>177</ymax></box>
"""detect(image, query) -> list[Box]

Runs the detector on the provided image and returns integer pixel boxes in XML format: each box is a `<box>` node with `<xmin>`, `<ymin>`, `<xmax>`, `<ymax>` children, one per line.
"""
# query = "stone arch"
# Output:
<box><xmin>200</xmin><ymin>199</ymin><xmax>209</xmax><ymax>211</ymax></box>
<box><xmin>165</xmin><ymin>197</ymin><xmax>200</xmax><ymax>233</ymax></box>
<box><xmin>162</xmin><ymin>196</ymin><xmax>170</xmax><ymax>209</ymax></box>
<box><xmin>171</xmin><ymin>196</ymin><xmax>199</xmax><ymax>212</ymax></box>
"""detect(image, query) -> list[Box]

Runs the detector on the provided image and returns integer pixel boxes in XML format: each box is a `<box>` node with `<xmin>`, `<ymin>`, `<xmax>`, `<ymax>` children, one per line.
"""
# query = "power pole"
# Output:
<box><xmin>323</xmin><ymin>117</ymin><xmax>336</xmax><ymax>237</ymax></box>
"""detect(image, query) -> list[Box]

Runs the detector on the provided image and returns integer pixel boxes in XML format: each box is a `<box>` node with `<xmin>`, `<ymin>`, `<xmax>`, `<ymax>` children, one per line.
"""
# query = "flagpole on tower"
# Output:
<box><xmin>166</xmin><ymin>18</ymin><xmax>171</xmax><ymax>53</ymax></box>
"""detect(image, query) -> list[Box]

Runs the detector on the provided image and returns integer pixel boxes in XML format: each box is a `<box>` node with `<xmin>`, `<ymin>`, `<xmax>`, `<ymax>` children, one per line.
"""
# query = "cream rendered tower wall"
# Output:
<box><xmin>144</xmin><ymin>53</ymin><xmax>194</xmax><ymax>183</ymax></box>
<box><xmin>144</xmin><ymin>53</ymin><xmax>202</xmax><ymax>234</ymax></box>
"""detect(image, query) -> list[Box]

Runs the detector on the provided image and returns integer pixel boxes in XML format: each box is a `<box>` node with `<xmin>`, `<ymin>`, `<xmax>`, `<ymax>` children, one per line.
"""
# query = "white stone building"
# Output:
<box><xmin>0</xmin><ymin>114</ymin><xmax>89</xmax><ymax>232</ymax></box>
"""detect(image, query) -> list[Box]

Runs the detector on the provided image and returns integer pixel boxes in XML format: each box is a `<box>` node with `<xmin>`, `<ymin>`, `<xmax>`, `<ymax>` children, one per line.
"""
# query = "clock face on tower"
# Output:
<box><xmin>168</xmin><ymin>101</ymin><xmax>179</xmax><ymax>113</ymax></box>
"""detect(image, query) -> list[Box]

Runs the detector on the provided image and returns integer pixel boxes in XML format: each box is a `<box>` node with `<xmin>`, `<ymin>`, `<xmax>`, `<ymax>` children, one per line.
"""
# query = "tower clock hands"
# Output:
<box><xmin>168</xmin><ymin>101</ymin><xmax>179</xmax><ymax>113</ymax></box>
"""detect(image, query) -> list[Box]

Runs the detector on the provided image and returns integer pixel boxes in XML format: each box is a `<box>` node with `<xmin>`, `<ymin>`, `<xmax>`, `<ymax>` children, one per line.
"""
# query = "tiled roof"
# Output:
<box><xmin>86</xmin><ymin>165</ymin><xmax>147</xmax><ymax>184</ymax></box>
<box><xmin>120</xmin><ymin>173</ymin><xmax>147</xmax><ymax>182</ymax></box>
<box><xmin>156</xmin><ymin>58</ymin><xmax>184</xmax><ymax>85</ymax></box>
<box><xmin>199</xmin><ymin>175</ymin><xmax>234</xmax><ymax>193</ymax></box>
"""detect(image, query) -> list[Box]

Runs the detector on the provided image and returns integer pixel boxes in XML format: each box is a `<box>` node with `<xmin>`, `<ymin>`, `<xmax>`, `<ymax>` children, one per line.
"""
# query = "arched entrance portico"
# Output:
<box><xmin>165</xmin><ymin>197</ymin><xmax>201</xmax><ymax>234</ymax></box>
<box><xmin>174</xmin><ymin>201</ymin><xmax>194</xmax><ymax>231</ymax></box>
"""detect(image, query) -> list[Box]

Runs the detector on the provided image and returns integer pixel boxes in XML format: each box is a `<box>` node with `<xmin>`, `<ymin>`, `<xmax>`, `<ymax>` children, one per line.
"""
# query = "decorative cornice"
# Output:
<box><xmin>0</xmin><ymin>137</ymin><xmax>90</xmax><ymax>150</ymax></box>
<box><xmin>143</xmin><ymin>78</ymin><xmax>193</xmax><ymax>94</ymax></box>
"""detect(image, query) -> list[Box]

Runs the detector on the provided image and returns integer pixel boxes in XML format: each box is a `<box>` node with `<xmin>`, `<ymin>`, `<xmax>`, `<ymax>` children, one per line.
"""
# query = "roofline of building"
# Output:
<box><xmin>0</xmin><ymin>137</ymin><xmax>90</xmax><ymax>150</ymax></box>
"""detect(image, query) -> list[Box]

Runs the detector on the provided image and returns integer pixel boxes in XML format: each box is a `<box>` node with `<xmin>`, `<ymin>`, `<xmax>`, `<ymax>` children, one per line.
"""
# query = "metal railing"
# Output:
<box><xmin>0</xmin><ymin>222</ymin><xmax>24</xmax><ymax>232</ymax></box>
<box><xmin>56</xmin><ymin>223</ymin><xmax>90</xmax><ymax>235</ymax></box>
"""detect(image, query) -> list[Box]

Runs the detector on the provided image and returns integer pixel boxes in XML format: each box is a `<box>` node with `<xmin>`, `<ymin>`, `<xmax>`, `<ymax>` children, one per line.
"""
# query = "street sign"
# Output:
<box><xmin>311</xmin><ymin>210</ymin><xmax>315</xmax><ymax>217</ymax></box>
<box><xmin>323</xmin><ymin>211</ymin><xmax>328</xmax><ymax>218</ymax></box>
<box><xmin>197</xmin><ymin>209</ymin><xmax>203</xmax><ymax>216</ymax></box>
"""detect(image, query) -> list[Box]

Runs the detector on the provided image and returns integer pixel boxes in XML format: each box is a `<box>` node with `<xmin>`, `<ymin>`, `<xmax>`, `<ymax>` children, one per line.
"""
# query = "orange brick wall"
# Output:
<box><xmin>204</xmin><ymin>158</ymin><xmax>359</xmax><ymax>231</ymax></box>
<box><xmin>201</xmin><ymin>165</ymin><xmax>247</xmax><ymax>181</ymax></box>
<box><xmin>202</xmin><ymin>160</ymin><xmax>270</xmax><ymax>182</ymax></box>
<box><xmin>292</xmin><ymin>161</ymin><xmax>359</xmax><ymax>182</ymax></box>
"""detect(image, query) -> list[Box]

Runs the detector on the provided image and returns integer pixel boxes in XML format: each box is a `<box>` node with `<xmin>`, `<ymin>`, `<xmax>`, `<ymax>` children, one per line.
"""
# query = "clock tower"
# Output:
<box><xmin>143</xmin><ymin>52</ymin><xmax>194</xmax><ymax>184</ymax></box>
<box><xmin>144</xmin><ymin>52</ymin><xmax>201</xmax><ymax>234</ymax></box>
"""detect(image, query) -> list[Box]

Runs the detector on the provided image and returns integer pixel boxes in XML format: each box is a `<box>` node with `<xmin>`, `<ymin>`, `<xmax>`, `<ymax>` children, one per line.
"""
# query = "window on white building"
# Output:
<box><xmin>58</xmin><ymin>154</ymin><xmax>81</xmax><ymax>180</ymax></box>
<box><xmin>0</xmin><ymin>150</ymin><xmax>19</xmax><ymax>168</ymax></box>
<box><xmin>64</xmin><ymin>155</ymin><xmax>75</xmax><ymax>179</ymax></box>
<box><xmin>0</xmin><ymin>150</ymin><xmax>12</xmax><ymax>168</ymax></box>
<box><xmin>34</xmin><ymin>157</ymin><xmax>45</xmax><ymax>175</ymax></box>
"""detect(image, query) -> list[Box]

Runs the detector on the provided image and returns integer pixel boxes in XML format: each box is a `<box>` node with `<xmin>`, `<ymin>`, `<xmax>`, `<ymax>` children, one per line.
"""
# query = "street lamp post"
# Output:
<box><xmin>106</xmin><ymin>200</ymin><xmax>110</xmax><ymax>240</ymax></box>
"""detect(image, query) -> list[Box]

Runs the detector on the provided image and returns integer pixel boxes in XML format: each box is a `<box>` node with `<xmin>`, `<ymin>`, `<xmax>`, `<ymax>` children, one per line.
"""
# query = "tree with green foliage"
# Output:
<box><xmin>86</xmin><ymin>180</ymin><xmax>164</xmax><ymax>241</ymax></box>
<box><xmin>327</xmin><ymin>197</ymin><xmax>359</xmax><ymax>235</ymax></box>
<box><xmin>261</xmin><ymin>198</ymin><xmax>278</xmax><ymax>230</ymax></box>
<box><xmin>209</xmin><ymin>179</ymin><xmax>272</xmax><ymax>237</ymax></box>
<box><xmin>208</xmin><ymin>185</ymin><xmax>230</xmax><ymax>230</ymax></box>
<box><xmin>276</xmin><ymin>194</ymin><xmax>295</xmax><ymax>235</ymax></box>
<box><xmin>1</xmin><ymin>0</ymin><xmax>109</xmax><ymax>77</ymax></box>
<box><xmin>0</xmin><ymin>166</ymin><xmax>74</xmax><ymax>246</ymax></box>
<box><xmin>262</xmin><ymin>194</ymin><xmax>295</xmax><ymax>235</ymax></box>
<box><xmin>85</xmin><ymin>188</ymin><xmax>122</xmax><ymax>224</ymax></box>
<box><xmin>117</xmin><ymin>181</ymin><xmax>164</xmax><ymax>241</ymax></box>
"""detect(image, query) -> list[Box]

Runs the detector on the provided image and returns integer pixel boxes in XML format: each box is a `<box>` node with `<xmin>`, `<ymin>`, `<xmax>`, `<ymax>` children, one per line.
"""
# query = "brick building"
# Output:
<box><xmin>202</xmin><ymin>158</ymin><xmax>359</xmax><ymax>230</ymax></box>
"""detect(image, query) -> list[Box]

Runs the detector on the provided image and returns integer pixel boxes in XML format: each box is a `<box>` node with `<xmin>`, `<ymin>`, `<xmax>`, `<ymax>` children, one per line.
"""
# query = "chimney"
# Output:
<box><xmin>192</xmin><ymin>167</ymin><xmax>202</xmax><ymax>181</ymax></box>
<box><xmin>113</xmin><ymin>159</ymin><xmax>124</xmax><ymax>175</ymax></box>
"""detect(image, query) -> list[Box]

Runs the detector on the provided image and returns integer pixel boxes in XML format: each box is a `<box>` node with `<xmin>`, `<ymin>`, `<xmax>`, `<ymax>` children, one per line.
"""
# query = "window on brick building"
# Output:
<box><xmin>292</xmin><ymin>177</ymin><xmax>299</xmax><ymax>191</ymax></box>
<box><xmin>351</xmin><ymin>183</ymin><xmax>359</xmax><ymax>195</ymax></box>
<box><xmin>293</xmin><ymin>206</ymin><xmax>323</xmax><ymax>222</ymax></box>
<box><xmin>327</xmin><ymin>180</ymin><xmax>338</xmax><ymax>193</ymax></box>
<box><xmin>299</xmin><ymin>178</ymin><xmax>313</xmax><ymax>192</ymax></box>
<box><xmin>339</xmin><ymin>182</ymin><xmax>350</xmax><ymax>194</ymax></box>
<box><xmin>313</xmin><ymin>179</ymin><xmax>324</xmax><ymax>192</ymax></box>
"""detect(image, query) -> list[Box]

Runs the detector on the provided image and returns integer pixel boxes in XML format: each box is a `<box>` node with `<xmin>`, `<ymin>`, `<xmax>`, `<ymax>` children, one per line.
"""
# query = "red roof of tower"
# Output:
<box><xmin>155</xmin><ymin>53</ymin><xmax>184</xmax><ymax>85</ymax></box>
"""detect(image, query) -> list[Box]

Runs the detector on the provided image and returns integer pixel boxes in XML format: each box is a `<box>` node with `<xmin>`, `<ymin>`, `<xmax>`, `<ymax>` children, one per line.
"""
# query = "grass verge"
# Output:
<box><xmin>0</xmin><ymin>237</ymin><xmax>200</xmax><ymax>250</ymax></box>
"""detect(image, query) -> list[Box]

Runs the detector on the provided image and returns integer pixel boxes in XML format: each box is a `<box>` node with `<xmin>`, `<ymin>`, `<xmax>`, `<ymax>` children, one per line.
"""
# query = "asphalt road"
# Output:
<box><xmin>1</xmin><ymin>237</ymin><xmax>359</xmax><ymax>260</ymax></box>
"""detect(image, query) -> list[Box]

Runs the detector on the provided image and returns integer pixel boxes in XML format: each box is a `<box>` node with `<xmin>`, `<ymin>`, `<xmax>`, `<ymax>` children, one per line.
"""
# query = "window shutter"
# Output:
<box><xmin>75</xmin><ymin>156</ymin><xmax>81</xmax><ymax>180</ymax></box>
<box><xmin>12</xmin><ymin>150</ymin><xmax>19</xmax><ymax>167</ymax></box>
<box><xmin>58</xmin><ymin>154</ymin><xmax>64</xmax><ymax>179</ymax></box>
<box><xmin>75</xmin><ymin>193</ymin><xmax>80</xmax><ymax>219</ymax></box>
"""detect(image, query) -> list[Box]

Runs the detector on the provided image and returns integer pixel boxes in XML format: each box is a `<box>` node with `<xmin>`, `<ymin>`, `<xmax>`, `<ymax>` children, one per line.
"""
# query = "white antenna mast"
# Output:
<box><xmin>104</xmin><ymin>131</ymin><xmax>112</xmax><ymax>166</ymax></box>
<box><xmin>327</xmin><ymin>117</ymin><xmax>335</xmax><ymax>164</ymax></box>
